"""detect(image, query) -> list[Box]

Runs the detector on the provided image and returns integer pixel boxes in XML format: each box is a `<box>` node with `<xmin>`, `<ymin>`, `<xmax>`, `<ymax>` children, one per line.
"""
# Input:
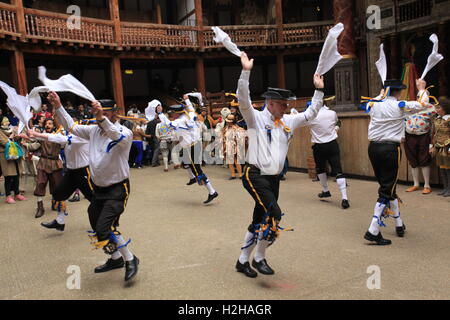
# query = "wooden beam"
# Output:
<box><xmin>195</xmin><ymin>57</ymin><xmax>206</xmax><ymax>96</ymax></box>
<box><xmin>12</xmin><ymin>0</ymin><xmax>27</xmax><ymax>37</ymax></box>
<box><xmin>109</xmin><ymin>0</ymin><xmax>122</xmax><ymax>47</ymax></box>
<box><xmin>195</xmin><ymin>0</ymin><xmax>204</xmax><ymax>50</ymax></box>
<box><xmin>110</xmin><ymin>56</ymin><xmax>125</xmax><ymax>115</ymax></box>
<box><xmin>10</xmin><ymin>50</ymin><xmax>28</xmax><ymax>95</ymax></box>
<box><xmin>275</xmin><ymin>0</ymin><xmax>284</xmax><ymax>45</ymax></box>
<box><xmin>276</xmin><ymin>53</ymin><xmax>286</xmax><ymax>89</ymax></box>
<box><xmin>156</xmin><ymin>3</ymin><xmax>162</xmax><ymax>24</ymax></box>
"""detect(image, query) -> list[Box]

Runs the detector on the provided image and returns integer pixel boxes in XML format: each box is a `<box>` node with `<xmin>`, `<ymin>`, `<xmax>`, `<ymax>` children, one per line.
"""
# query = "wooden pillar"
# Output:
<box><xmin>275</xmin><ymin>0</ymin><xmax>284</xmax><ymax>45</ymax></box>
<box><xmin>195</xmin><ymin>0</ymin><xmax>204</xmax><ymax>49</ymax></box>
<box><xmin>12</xmin><ymin>0</ymin><xmax>27</xmax><ymax>37</ymax></box>
<box><xmin>196</xmin><ymin>57</ymin><xmax>206</xmax><ymax>96</ymax></box>
<box><xmin>277</xmin><ymin>53</ymin><xmax>286</xmax><ymax>89</ymax></box>
<box><xmin>109</xmin><ymin>0</ymin><xmax>122</xmax><ymax>47</ymax></box>
<box><xmin>110</xmin><ymin>56</ymin><xmax>125</xmax><ymax>115</ymax></box>
<box><xmin>389</xmin><ymin>34</ymin><xmax>400</xmax><ymax>79</ymax></box>
<box><xmin>10</xmin><ymin>50</ymin><xmax>28</xmax><ymax>96</ymax></box>
<box><xmin>438</xmin><ymin>22</ymin><xmax>448</xmax><ymax>97</ymax></box>
<box><xmin>156</xmin><ymin>3</ymin><xmax>163</xmax><ymax>24</ymax></box>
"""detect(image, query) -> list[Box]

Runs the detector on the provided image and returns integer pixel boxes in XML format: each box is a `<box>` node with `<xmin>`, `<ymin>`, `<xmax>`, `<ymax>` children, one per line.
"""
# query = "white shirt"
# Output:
<box><xmin>158</xmin><ymin>99</ymin><xmax>200</xmax><ymax>148</ymax></box>
<box><xmin>56</xmin><ymin>107</ymin><xmax>132</xmax><ymax>187</ymax></box>
<box><xmin>307</xmin><ymin>106</ymin><xmax>339</xmax><ymax>144</ymax></box>
<box><xmin>368</xmin><ymin>96</ymin><xmax>427</xmax><ymax>143</ymax></box>
<box><xmin>237</xmin><ymin>70</ymin><xmax>324</xmax><ymax>175</ymax></box>
<box><xmin>45</xmin><ymin>131</ymin><xmax>90</xmax><ymax>170</ymax></box>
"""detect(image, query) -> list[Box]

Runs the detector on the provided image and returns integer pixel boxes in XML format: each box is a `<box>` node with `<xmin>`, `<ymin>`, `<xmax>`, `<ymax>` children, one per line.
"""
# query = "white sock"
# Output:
<box><xmin>111</xmin><ymin>250</ymin><xmax>122</xmax><ymax>260</ymax></box>
<box><xmin>368</xmin><ymin>202</ymin><xmax>386</xmax><ymax>235</ymax></box>
<box><xmin>36</xmin><ymin>196</ymin><xmax>43</xmax><ymax>202</ymax></box>
<box><xmin>163</xmin><ymin>156</ymin><xmax>169</xmax><ymax>170</ymax></box>
<box><xmin>56</xmin><ymin>211</ymin><xmax>65</xmax><ymax>224</ymax></box>
<box><xmin>317</xmin><ymin>173</ymin><xmax>329</xmax><ymax>192</ymax></box>
<box><xmin>238</xmin><ymin>231</ymin><xmax>256</xmax><ymax>264</ymax></box>
<box><xmin>421</xmin><ymin>166</ymin><xmax>431</xmax><ymax>189</ymax></box>
<box><xmin>411</xmin><ymin>167</ymin><xmax>420</xmax><ymax>187</ymax></box>
<box><xmin>187</xmin><ymin>168</ymin><xmax>195</xmax><ymax>179</ymax></box>
<box><xmin>390</xmin><ymin>199</ymin><xmax>403</xmax><ymax>227</ymax></box>
<box><xmin>204</xmin><ymin>181</ymin><xmax>216</xmax><ymax>195</ymax></box>
<box><xmin>116</xmin><ymin>235</ymin><xmax>134</xmax><ymax>262</ymax></box>
<box><xmin>336</xmin><ymin>178</ymin><xmax>348</xmax><ymax>200</ymax></box>
<box><xmin>254</xmin><ymin>239</ymin><xmax>270</xmax><ymax>263</ymax></box>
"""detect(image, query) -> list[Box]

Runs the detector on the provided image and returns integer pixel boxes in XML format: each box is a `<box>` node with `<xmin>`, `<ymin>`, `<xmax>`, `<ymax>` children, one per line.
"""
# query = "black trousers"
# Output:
<box><xmin>52</xmin><ymin>166</ymin><xmax>94</xmax><ymax>202</ymax></box>
<box><xmin>4</xmin><ymin>175</ymin><xmax>20</xmax><ymax>196</ymax></box>
<box><xmin>312</xmin><ymin>139</ymin><xmax>344</xmax><ymax>177</ymax></box>
<box><xmin>368</xmin><ymin>142</ymin><xmax>401</xmax><ymax>202</ymax></box>
<box><xmin>182</xmin><ymin>142</ymin><xmax>207</xmax><ymax>183</ymax></box>
<box><xmin>88</xmin><ymin>179</ymin><xmax>130</xmax><ymax>242</ymax></box>
<box><xmin>242</xmin><ymin>165</ymin><xmax>282</xmax><ymax>231</ymax></box>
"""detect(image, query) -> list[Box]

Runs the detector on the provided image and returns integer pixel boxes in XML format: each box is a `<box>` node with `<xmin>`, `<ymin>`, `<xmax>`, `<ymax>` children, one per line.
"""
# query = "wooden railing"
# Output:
<box><xmin>0</xmin><ymin>2</ymin><xmax>18</xmax><ymax>36</ymax></box>
<box><xmin>397</xmin><ymin>0</ymin><xmax>433</xmax><ymax>24</ymax></box>
<box><xmin>0</xmin><ymin>5</ymin><xmax>333</xmax><ymax>49</ymax></box>
<box><xmin>203</xmin><ymin>24</ymin><xmax>279</xmax><ymax>48</ymax></box>
<box><xmin>121</xmin><ymin>22</ymin><xmax>198</xmax><ymax>47</ymax></box>
<box><xmin>24</xmin><ymin>8</ymin><xmax>114</xmax><ymax>45</ymax></box>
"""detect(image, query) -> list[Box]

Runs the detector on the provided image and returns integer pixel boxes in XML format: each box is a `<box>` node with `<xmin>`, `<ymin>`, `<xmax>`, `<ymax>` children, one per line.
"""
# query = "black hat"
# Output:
<box><xmin>169</xmin><ymin>105</ymin><xmax>185</xmax><ymax>113</ymax></box>
<box><xmin>262</xmin><ymin>88</ymin><xmax>296</xmax><ymax>101</ymax></box>
<box><xmin>383</xmin><ymin>80</ymin><xmax>406</xmax><ymax>90</ymax></box>
<box><xmin>98</xmin><ymin>99</ymin><xmax>119</xmax><ymax>111</ymax></box>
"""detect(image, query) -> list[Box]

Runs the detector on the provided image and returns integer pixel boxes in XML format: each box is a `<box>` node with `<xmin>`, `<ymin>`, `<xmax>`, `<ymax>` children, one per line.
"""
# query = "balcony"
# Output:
<box><xmin>0</xmin><ymin>2</ymin><xmax>333</xmax><ymax>50</ymax></box>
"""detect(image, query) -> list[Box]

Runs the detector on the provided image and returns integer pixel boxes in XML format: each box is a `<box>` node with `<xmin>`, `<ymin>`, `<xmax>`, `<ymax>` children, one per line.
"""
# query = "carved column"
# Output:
<box><xmin>333</xmin><ymin>0</ymin><xmax>359</xmax><ymax>111</ymax></box>
<box><xmin>110</xmin><ymin>56</ymin><xmax>125</xmax><ymax>115</ymax></box>
<box><xmin>196</xmin><ymin>57</ymin><xmax>206</xmax><ymax>96</ymax></box>
<box><xmin>109</xmin><ymin>0</ymin><xmax>122</xmax><ymax>48</ymax></box>
<box><xmin>195</xmin><ymin>0</ymin><xmax>204</xmax><ymax>50</ymax></box>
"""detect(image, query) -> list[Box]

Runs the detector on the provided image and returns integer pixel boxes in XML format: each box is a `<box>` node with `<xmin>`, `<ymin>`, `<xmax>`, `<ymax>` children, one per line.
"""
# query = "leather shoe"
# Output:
<box><xmin>124</xmin><ymin>255</ymin><xmax>139</xmax><ymax>282</ymax></box>
<box><xmin>35</xmin><ymin>201</ymin><xmax>45</xmax><ymax>218</ymax></box>
<box><xmin>187</xmin><ymin>178</ymin><xmax>197</xmax><ymax>185</ymax></box>
<box><xmin>203</xmin><ymin>192</ymin><xmax>218</xmax><ymax>204</ymax></box>
<box><xmin>341</xmin><ymin>199</ymin><xmax>350</xmax><ymax>209</ymax></box>
<box><xmin>252</xmin><ymin>259</ymin><xmax>275</xmax><ymax>275</ymax></box>
<box><xmin>41</xmin><ymin>219</ymin><xmax>65</xmax><ymax>232</ymax></box>
<box><xmin>318</xmin><ymin>191</ymin><xmax>331</xmax><ymax>199</ymax></box>
<box><xmin>364</xmin><ymin>231</ymin><xmax>392</xmax><ymax>245</ymax></box>
<box><xmin>235</xmin><ymin>260</ymin><xmax>257</xmax><ymax>278</ymax></box>
<box><xmin>94</xmin><ymin>257</ymin><xmax>124</xmax><ymax>273</ymax></box>
<box><xmin>396</xmin><ymin>224</ymin><xmax>406</xmax><ymax>237</ymax></box>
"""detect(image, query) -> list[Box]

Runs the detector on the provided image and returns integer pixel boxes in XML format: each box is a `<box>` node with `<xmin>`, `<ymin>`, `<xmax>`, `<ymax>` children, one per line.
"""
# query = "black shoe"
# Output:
<box><xmin>68</xmin><ymin>194</ymin><xmax>80</xmax><ymax>202</ymax></box>
<box><xmin>94</xmin><ymin>257</ymin><xmax>125</xmax><ymax>273</ymax></box>
<box><xmin>35</xmin><ymin>201</ymin><xmax>45</xmax><ymax>218</ymax></box>
<box><xmin>318</xmin><ymin>191</ymin><xmax>332</xmax><ymax>199</ymax></box>
<box><xmin>187</xmin><ymin>178</ymin><xmax>197</xmax><ymax>186</ymax></box>
<box><xmin>41</xmin><ymin>219</ymin><xmax>65</xmax><ymax>232</ymax></box>
<box><xmin>396</xmin><ymin>224</ymin><xmax>406</xmax><ymax>237</ymax></box>
<box><xmin>229</xmin><ymin>176</ymin><xmax>237</xmax><ymax>180</ymax></box>
<box><xmin>235</xmin><ymin>260</ymin><xmax>257</xmax><ymax>278</ymax></box>
<box><xmin>280</xmin><ymin>176</ymin><xmax>286</xmax><ymax>181</ymax></box>
<box><xmin>341</xmin><ymin>199</ymin><xmax>350</xmax><ymax>209</ymax></box>
<box><xmin>203</xmin><ymin>192</ymin><xmax>218</xmax><ymax>204</ymax></box>
<box><xmin>252</xmin><ymin>259</ymin><xmax>275</xmax><ymax>275</ymax></box>
<box><xmin>124</xmin><ymin>256</ymin><xmax>139</xmax><ymax>282</ymax></box>
<box><xmin>364</xmin><ymin>231</ymin><xmax>392</xmax><ymax>245</ymax></box>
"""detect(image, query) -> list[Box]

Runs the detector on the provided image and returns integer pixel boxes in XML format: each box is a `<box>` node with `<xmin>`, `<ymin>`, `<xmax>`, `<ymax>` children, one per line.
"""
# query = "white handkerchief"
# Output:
<box><xmin>211</xmin><ymin>26</ymin><xmax>242</xmax><ymax>57</ymax></box>
<box><xmin>38</xmin><ymin>66</ymin><xmax>96</xmax><ymax>102</ymax></box>
<box><xmin>145</xmin><ymin>99</ymin><xmax>161</xmax><ymax>121</ymax></box>
<box><xmin>315</xmin><ymin>23</ymin><xmax>344</xmax><ymax>76</ymax></box>
<box><xmin>0</xmin><ymin>81</ymin><xmax>33</xmax><ymax>130</ymax></box>
<box><xmin>187</xmin><ymin>92</ymin><xmax>204</xmax><ymax>106</ymax></box>
<box><xmin>27</xmin><ymin>86</ymin><xmax>49</xmax><ymax>112</ymax></box>
<box><xmin>375</xmin><ymin>44</ymin><xmax>387</xmax><ymax>84</ymax></box>
<box><xmin>421</xmin><ymin>34</ymin><xmax>444</xmax><ymax>80</ymax></box>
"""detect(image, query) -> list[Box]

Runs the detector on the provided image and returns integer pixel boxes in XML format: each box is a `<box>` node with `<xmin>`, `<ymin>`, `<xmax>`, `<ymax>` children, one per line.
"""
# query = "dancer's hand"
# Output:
<box><xmin>313</xmin><ymin>74</ymin><xmax>324</xmax><ymax>89</ymax></box>
<box><xmin>416</xmin><ymin>79</ymin><xmax>426</xmax><ymax>91</ymax></box>
<box><xmin>379</xmin><ymin>88</ymin><xmax>385</xmax><ymax>97</ymax></box>
<box><xmin>47</xmin><ymin>92</ymin><xmax>61</xmax><ymax>109</ymax></box>
<box><xmin>241</xmin><ymin>52</ymin><xmax>254</xmax><ymax>71</ymax></box>
<box><xmin>91</xmin><ymin>101</ymin><xmax>104</xmax><ymax>120</ymax></box>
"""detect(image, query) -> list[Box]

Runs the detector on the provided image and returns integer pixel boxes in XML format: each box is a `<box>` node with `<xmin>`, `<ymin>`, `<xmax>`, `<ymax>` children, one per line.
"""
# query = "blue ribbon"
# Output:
<box><xmin>106</xmin><ymin>134</ymin><xmax>125</xmax><ymax>153</ymax></box>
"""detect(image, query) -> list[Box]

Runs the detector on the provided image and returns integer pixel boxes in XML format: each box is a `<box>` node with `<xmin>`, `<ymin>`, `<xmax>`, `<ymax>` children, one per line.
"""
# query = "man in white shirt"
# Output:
<box><xmin>156</xmin><ymin>94</ymin><xmax>219</xmax><ymax>204</ymax></box>
<box><xmin>305</xmin><ymin>103</ymin><xmax>349</xmax><ymax>209</ymax></box>
<box><xmin>24</xmin><ymin>112</ymin><xmax>92</xmax><ymax>232</ymax></box>
<box><xmin>47</xmin><ymin>92</ymin><xmax>139</xmax><ymax>282</ymax></box>
<box><xmin>235</xmin><ymin>52</ymin><xmax>325</xmax><ymax>278</ymax></box>
<box><xmin>365</xmin><ymin>79</ymin><xmax>427</xmax><ymax>246</ymax></box>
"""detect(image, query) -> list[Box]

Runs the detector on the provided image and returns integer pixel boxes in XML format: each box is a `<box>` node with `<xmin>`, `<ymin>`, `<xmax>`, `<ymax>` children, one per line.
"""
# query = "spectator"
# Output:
<box><xmin>146</xmin><ymin>115</ymin><xmax>161</xmax><ymax>167</ymax></box>
<box><xmin>222</xmin><ymin>114</ymin><xmax>246</xmax><ymax>180</ymax></box>
<box><xmin>431</xmin><ymin>97</ymin><xmax>450</xmax><ymax>197</ymax></box>
<box><xmin>0</xmin><ymin>116</ymin><xmax>26</xmax><ymax>204</ymax></box>
<box><xmin>156</xmin><ymin>113</ymin><xmax>175</xmax><ymax>172</ymax></box>
<box><xmin>131</xmin><ymin>121</ymin><xmax>151</xmax><ymax>169</ymax></box>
